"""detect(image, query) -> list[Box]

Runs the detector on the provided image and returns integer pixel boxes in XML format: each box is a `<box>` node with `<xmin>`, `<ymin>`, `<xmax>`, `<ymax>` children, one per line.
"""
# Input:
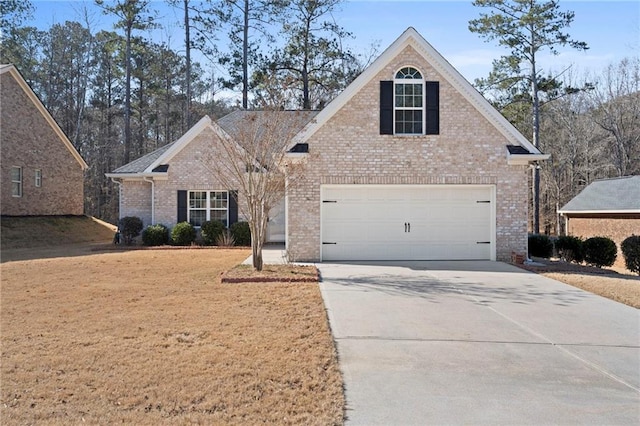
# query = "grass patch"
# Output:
<box><xmin>520</xmin><ymin>258</ymin><xmax>640</xmax><ymax>308</ymax></box>
<box><xmin>222</xmin><ymin>264</ymin><xmax>319</xmax><ymax>283</ymax></box>
<box><xmin>1</xmin><ymin>216</ymin><xmax>116</xmax><ymax>250</ymax></box>
<box><xmin>0</xmin><ymin>249</ymin><xmax>344</xmax><ymax>425</ymax></box>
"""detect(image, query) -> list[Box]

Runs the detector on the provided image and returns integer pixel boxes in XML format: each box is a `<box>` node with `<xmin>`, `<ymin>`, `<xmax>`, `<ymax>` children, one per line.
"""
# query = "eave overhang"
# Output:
<box><xmin>507</xmin><ymin>153</ymin><xmax>551</xmax><ymax>165</ymax></box>
<box><xmin>105</xmin><ymin>172</ymin><xmax>168</xmax><ymax>181</ymax></box>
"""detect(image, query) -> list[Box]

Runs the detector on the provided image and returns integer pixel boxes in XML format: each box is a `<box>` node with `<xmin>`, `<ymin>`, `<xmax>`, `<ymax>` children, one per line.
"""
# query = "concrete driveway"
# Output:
<box><xmin>318</xmin><ymin>261</ymin><xmax>640</xmax><ymax>425</ymax></box>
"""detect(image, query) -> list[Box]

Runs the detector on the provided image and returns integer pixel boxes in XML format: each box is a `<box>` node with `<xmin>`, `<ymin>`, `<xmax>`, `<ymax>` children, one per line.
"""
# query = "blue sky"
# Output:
<box><xmin>29</xmin><ymin>0</ymin><xmax>639</xmax><ymax>84</ymax></box>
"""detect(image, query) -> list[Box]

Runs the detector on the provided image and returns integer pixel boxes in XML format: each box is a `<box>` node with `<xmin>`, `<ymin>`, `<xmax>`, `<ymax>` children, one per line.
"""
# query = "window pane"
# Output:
<box><xmin>189</xmin><ymin>191</ymin><xmax>206</xmax><ymax>208</ymax></box>
<box><xmin>11</xmin><ymin>167</ymin><xmax>21</xmax><ymax>181</ymax></box>
<box><xmin>189</xmin><ymin>210</ymin><xmax>206</xmax><ymax>227</ymax></box>
<box><xmin>211</xmin><ymin>191</ymin><xmax>228</xmax><ymax>209</ymax></box>
<box><xmin>210</xmin><ymin>210</ymin><xmax>228</xmax><ymax>228</ymax></box>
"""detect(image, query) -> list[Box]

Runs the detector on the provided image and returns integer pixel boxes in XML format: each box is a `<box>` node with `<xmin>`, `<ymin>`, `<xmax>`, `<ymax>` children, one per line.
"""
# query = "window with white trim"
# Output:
<box><xmin>394</xmin><ymin>67</ymin><xmax>424</xmax><ymax>134</ymax></box>
<box><xmin>188</xmin><ymin>190</ymin><xmax>229</xmax><ymax>227</ymax></box>
<box><xmin>11</xmin><ymin>166</ymin><xmax>22</xmax><ymax>197</ymax></box>
<box><xmin>35</xmin><ymin>169</ymin><xmax>42</xmax><ymax>187</ymax></box>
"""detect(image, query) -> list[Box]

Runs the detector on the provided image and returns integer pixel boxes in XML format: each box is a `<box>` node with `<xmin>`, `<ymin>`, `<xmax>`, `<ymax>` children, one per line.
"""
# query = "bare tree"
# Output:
<box><xmin>589</xmin><ymin>57</ymin><xmax>640</xmax><ymax>177</ymax></box>
<box><xmin>205</xmin><ymin>84</ymin><xmax>312</xmax><ymax>270</ymax></box>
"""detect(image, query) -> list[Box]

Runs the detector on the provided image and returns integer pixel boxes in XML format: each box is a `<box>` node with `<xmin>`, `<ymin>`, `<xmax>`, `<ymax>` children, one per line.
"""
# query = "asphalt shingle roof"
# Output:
<box><xmin>559</xmin><ymin>175</ymin><xmax>640</xmax><ymax>212</ymax></box>
<box><xmin>111</xmin><ymin>140</ymin><xmax>177</xmax><ymax>173</ymax></box>
<box><xmin>217</xmin><ymin>110</ymin><xmax>318</xmax><ymax>142</ymax></box>
<box><xmin>111</xmin><ymin>111</ymin><xmax>318</xmax><ymax>175</ymax></box>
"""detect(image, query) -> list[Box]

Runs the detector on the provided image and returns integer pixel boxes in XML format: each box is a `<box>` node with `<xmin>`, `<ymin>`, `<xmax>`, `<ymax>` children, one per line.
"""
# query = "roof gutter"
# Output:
<box><xmin>558</xmin><ymin>209</ymin><xmax>640</xmax><ymax>215</ymax></box>
<box><xmin>507</xmin><ymin>153</ymin><xmax>550</xmax><ymax>166</ymax></box>
<box><xmin>105</xmin><ymin>172</ymin><xmax>168</xmax><ymax>180</ymax></box>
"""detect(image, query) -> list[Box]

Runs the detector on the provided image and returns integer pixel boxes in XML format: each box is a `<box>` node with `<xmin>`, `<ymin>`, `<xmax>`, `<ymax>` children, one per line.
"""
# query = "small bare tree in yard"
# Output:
<box><xmin>206</xmin><ymin>104</ymin><xmax>310</xmax><ymax>271</ymax></box>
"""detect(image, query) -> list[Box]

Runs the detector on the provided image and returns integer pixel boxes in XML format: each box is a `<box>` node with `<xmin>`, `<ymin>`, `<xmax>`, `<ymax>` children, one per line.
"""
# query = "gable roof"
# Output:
<box><xmin>107</xmin><ymin>110</ymin><xmax>316</xmax><ymax>178</ymax></box>
<box><xmin>559</xmin><ymin>176</ymin><xmax>640</xmax><ymax>214</ymax></box>
<box><xmin>290</xmin><ymin>27</ymin><xmax>548</xmax><ymax>164</ymax></box>
<box><xmin>1</xmin><ymin>64</ymin><xmax>88</xmax><ymax>170</ymax></box>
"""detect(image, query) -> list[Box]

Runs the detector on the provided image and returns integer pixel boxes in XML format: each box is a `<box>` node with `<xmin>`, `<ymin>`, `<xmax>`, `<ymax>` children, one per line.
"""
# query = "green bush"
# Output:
<box><xmin>528</xmin><ymin>234</ymin><xmax>553</xmax><ymax>258</ymax></box>
<box><xmin>621</xmin><ymin>235</ymin><xmax>640</xmax><ymax>275</ymax></box>
<box><xmin>171</xmin><ymin>222</ymin><xmax>196</xmax><ymax>246</ymax></box>
<box><xmin>142</xmin><ymin>224</ymin><xmax>169</xmax><ymax>246</ymax></box>
<box><xmin>230</xmin><ymin>221</ymin><xmax>251</xmax><ymax>246</ymax></box>
<box><xmin>201</xmin><ymin>220</ymin><xmax>225</xmax><ymax>246</ymax></box>
<box><xmin>555</xmin><ymin>235</ymin><xmax>584</xmax><ymax>263</ymax></box>
<box><xmin>583</xmin><ymin>237</ymin><xmax>617</xmax><ymax>268</ymax></box>
<box><xmin>119</xmin><ymin>216</ymin><xmax>143</xmax><ymax>245</ymax></box>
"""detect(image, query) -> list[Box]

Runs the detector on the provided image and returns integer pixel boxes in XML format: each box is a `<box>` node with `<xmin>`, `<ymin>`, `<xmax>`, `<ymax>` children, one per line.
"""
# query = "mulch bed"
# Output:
<box><xmin>221</xmin><ymin>264</ymin><xmax>319</xmax><ymax>284</ymax></box>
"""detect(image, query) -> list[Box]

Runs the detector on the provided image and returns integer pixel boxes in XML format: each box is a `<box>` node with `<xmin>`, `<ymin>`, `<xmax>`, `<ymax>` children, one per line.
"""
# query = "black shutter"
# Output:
<box><xmin>380</xmin><ymin>81</ymin><xmax>394</xmax><ymax>135</ymax></box>
<box><xmin>228</xmin><ymin>190</ymin><xmax>238</xmax><ymax>227</ymax></box>
<box><xmin>425</xmin><ymin>81</ymin><xmax>439</xmax><ymax>135</ymax></box>
<box><xmin>177</xmin><ymin>190</ymin><xmax>187</xmax><ymax>223</ymax></box>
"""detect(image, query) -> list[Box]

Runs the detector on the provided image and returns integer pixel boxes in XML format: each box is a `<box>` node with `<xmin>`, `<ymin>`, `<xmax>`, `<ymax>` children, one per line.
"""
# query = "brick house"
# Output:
<box><xmin>105</xmin><ymin>111</ymin><xmax>316</xmax><ymax>242</ymax></box>
<box><xmin>108</xmin><ymin>28</ymin><xmax>547</xmax><ymax>261</ymax></box>
<box><xmin>1</xmin><ymin>64</ymin><xmax>88</xmax><ymax>216</ymax></box>
<box><xmin>559</xmin><ymin>175</ymin><xmax>640</xmax><ymax>266</ymax></box>
<box><xmin>285</xmin><ymin>27</ymin><xmax>547</xmax><ymax>262</ymax></box>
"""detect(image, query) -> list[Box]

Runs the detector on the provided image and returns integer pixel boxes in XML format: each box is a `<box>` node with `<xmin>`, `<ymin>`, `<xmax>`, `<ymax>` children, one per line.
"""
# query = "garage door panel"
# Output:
<box><xmin>321</xmin><ymin>185</ymin><xmax>494</xmax><ymax>261</ymax></box>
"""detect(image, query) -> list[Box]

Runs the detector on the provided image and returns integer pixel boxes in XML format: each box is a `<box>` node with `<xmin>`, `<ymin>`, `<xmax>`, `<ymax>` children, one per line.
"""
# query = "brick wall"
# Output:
<box><xmin>287</xmin><ymin>45</ymin><xmax>530</xmax><ymax>262</ymax></box>
<box><xmin>119</xmin><ymin>126</ymin><xmax>249</xmax><ymax>229</ymax></box>
<box><xmin>567</xmin><ymin>215</ymin><xmax>640</xmax><ymax>269</ymax></box>
<box><xmin>1</xmin><ymin>72</ymin><xmax>84</xmax><ymax>216</ymax></box>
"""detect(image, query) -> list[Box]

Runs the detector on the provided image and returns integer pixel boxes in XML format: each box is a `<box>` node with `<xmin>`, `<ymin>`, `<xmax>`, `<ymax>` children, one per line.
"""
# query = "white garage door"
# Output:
<box><xmin>321</xmin><ymin>185</ymin><xmax>495</xmax><ymax>261</ymax></box>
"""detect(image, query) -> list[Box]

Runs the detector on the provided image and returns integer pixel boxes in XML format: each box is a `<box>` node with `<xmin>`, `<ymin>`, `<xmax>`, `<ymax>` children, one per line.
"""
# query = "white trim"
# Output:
<box><xmin>1</xmin><ymin>65</ymin><xmax>88</xmax><ymax>170</ymax></box>
<box><xmin>35</xmin><ymin>169</ymin><xmax>42</xmax><ymax>187</ymax></box>
<box><xmin>559</xmin><ymin>210</ymin><xmax>640</xmax><ymax>215</ymax></box>
<box><xmin>507</xmin><ymin>153</ymin><xmax>551</xmax><ymax>165</ymax></box>
<box><xmin>143</xmin><ymin>177</ymin><xmax>155</xmax><ymax>225</ymax></box>
<box><xmin>11</xmin><ymin>165</ymin><xmax>22</xmax><ymax>197</ymax></box>
<box><xmin>291</xmin><ymin>27</ymin><xmax>543</xmax><ymax>157</ymax></box>
<box><xmin>393</xmin><ymin>66</ymin><xmax>425</xmax><ymax>135</ymax></box>
<box><xmin>145</xmin><ymin>116</ymin><xmax>212</xmax><ymax>172</ymax></box>
<box><xmin>187</xmin><ymin>190</ymin><xmax>230</xmax><ymax>227</ymax></box>
<box><xmin>105</xmin><ymin>172</ymin><xmax>168</xmax><ymax>181</ymax></box>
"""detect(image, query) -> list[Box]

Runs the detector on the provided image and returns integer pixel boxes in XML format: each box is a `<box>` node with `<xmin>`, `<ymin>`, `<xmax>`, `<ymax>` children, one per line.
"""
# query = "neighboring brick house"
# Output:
<box><xmin>108</xmin><ymin>28</ymin><xmax>547</xmax><ymax>261</ymax></box>
<box><xmin>285</xmin><ymin>27</ymin><xmax>547</xmax><ymax>262</ymax></box>
<box><xmin>105</xmin><ymin>111</ymin><xmax>316</xmax><ymax>242</ymax></box>
<box><xmin>559</xmin><ymin>176</ymin><xmax>640</xmax><ymax>267</ymax></box>
<box><xmin>1</xmin><ymin>64</ymin><xmax>88</xmax><ymax>216</ymax></box>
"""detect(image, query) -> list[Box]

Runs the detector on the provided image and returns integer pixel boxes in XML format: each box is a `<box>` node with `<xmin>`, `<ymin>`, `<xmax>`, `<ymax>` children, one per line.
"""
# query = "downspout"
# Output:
<box><xmin>110</xmin><ymin>177</ymin><xmax>123</xmax><ymax>224</ymax></box>
<box><xmin>143</xmin><ymin>176</ymin><xmax>155</xmax><ymax>225</ymax></box>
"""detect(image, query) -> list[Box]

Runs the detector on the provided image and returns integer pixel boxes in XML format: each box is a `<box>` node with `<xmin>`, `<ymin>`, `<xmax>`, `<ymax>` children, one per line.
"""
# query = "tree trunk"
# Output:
<box><xmin>530</xmin><ymin>31</ymin><xmax>540</xmax><ymax>234</ymax></box>
<box><xmin>184</xmin><ymin>0</ymin><xmax>191</xmax><ymax>127</ymax></box>
<box><xmin>124</xmin><ymin>22</ymin><xmax>132</xmax><ymax>164</ymax></box>
<box><xmin>242</xmin><ymin>0</ymin><xmax>249</xmax><ymax>109</ymax></box>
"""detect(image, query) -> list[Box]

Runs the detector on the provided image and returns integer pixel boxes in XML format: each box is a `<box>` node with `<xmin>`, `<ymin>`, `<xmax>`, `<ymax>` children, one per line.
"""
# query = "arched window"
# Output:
<box><xmin>394</xmin><ymin>67</ymin><xmax>424</xmax><ymax>134</ymax></box>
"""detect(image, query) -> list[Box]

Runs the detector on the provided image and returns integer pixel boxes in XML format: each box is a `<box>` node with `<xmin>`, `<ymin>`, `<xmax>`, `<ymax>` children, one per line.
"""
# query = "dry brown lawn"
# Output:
<box><xmin>520</xmin><ymin>258</ymin><xmax>640</xmax><ymax>309</ymax></box>
<box><xmin>1</xmin><ymin>249</ymin><xmax>344</xmax><ymax>425</ymax></box>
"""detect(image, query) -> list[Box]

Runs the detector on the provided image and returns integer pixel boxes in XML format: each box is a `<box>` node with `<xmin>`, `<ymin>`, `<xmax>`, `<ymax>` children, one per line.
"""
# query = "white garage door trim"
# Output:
<box><xmin>320</xmin><ymin>184</ymin><xmax>496</xmax><ymax>261</ymax></box>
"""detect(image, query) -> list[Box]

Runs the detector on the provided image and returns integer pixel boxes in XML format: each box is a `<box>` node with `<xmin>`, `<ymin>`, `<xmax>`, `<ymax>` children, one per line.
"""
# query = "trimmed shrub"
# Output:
<box><xmin>528</xmin><ymin>234</ymin><xmax>553</xmax><ymax>258</ymax></box>
<box><xmin>201</xmin><ymin>220</ymin><xmax>225</xmax><ymax>246</ymax></box>
<box><xmin>171</xmin><ymin>222</ymin><xmax>196</xmax><ymax>246</ymax></box>
<box><xmin>621</xmin><ymin>235</ymin><xmax>640</xmax><ymax>275</ymax></box>
<box><xmin>142</xmin><ymin>224</ymin><xmax>169</xmax><ymax>246</ymax></box>
<box><xmin>555</xmin><ymin>235</ymin><xmax>584</xmax><ymax>263</ymax></box>
<box><xmin>230</xmin><ymin>221</ymin><xmax>251</xmax><ymax>246</ymax></box>
<box><xmin>119</xmin><ymin>216</ymin><xmax>143</xmax><ymax>245</ymax></box>
<box><xmin>583</xmin><ymin>237</ymin><xmax>617</xmax><ymax>268</ymax></box>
